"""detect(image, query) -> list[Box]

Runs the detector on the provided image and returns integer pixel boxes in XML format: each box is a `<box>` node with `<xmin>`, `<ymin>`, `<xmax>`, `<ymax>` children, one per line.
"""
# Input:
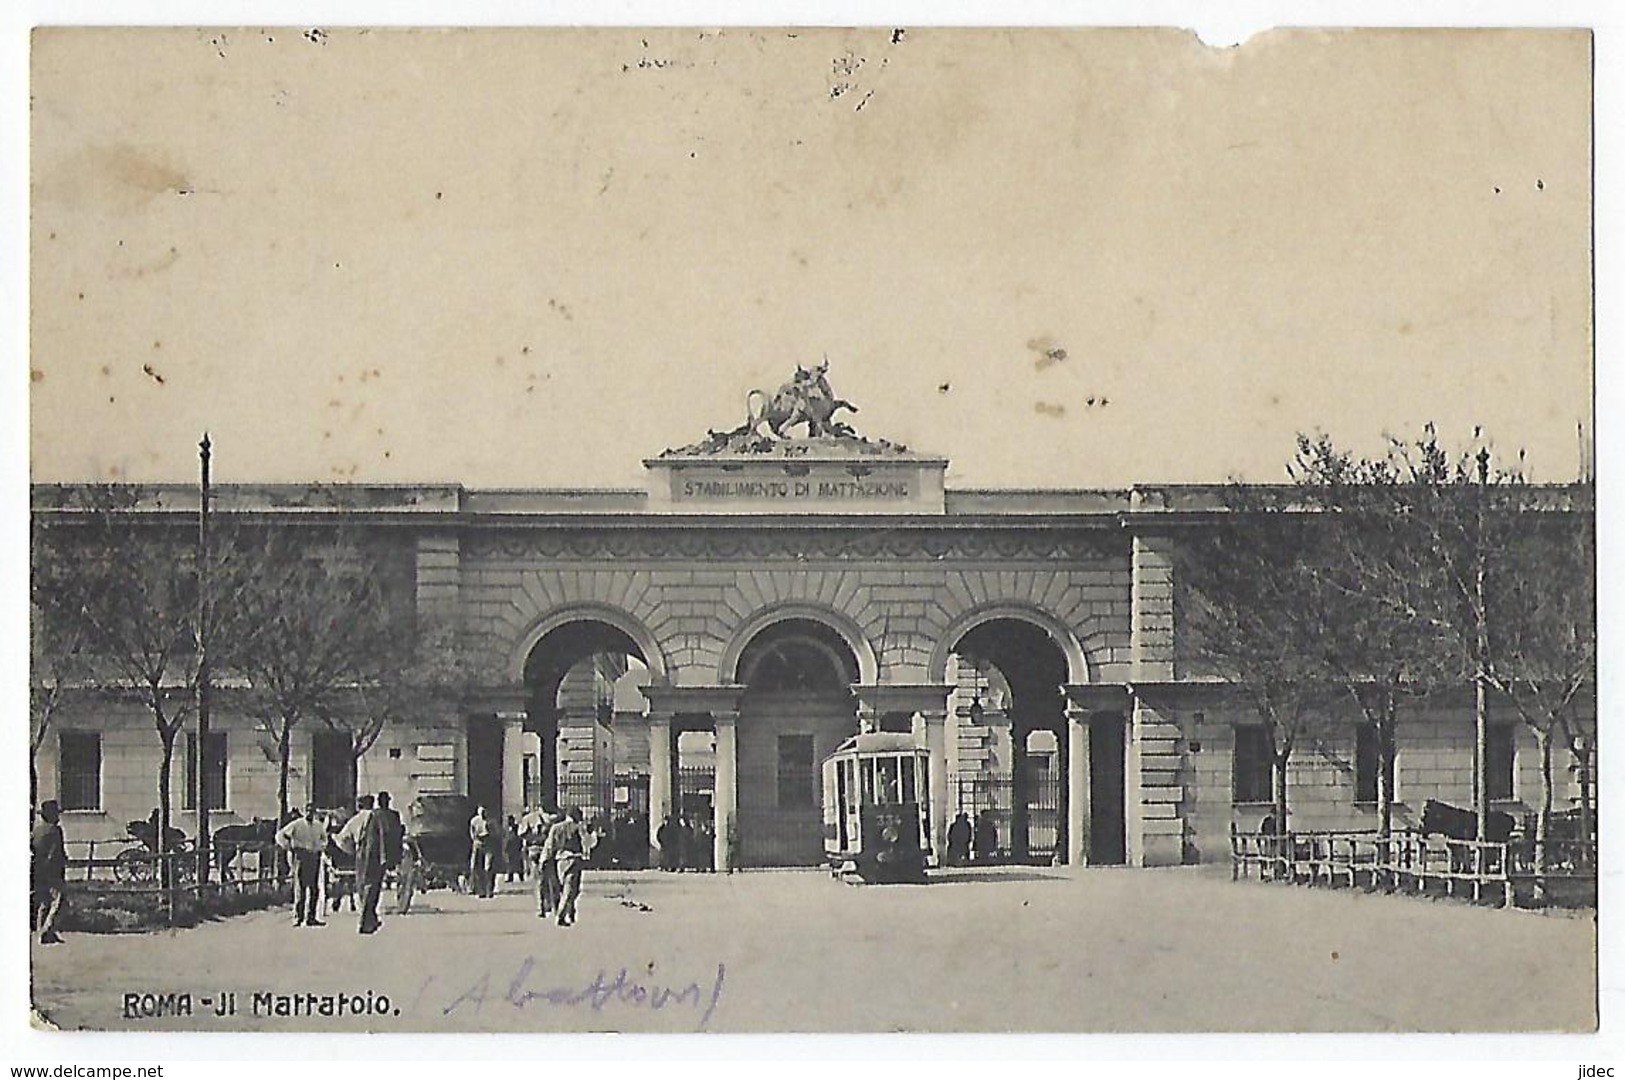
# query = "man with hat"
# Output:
<box><xmin>31</xmin><ymin>800</ymin><xmax>68</xmax><ymax>945</ymax></box>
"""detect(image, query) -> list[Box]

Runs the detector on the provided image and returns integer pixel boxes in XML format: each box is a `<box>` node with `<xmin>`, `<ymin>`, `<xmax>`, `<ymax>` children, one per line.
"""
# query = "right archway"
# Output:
<box><xmin>943</xmin><ymin>617</ymin><xmax>1125</xmax><ymax>867</ymax></box>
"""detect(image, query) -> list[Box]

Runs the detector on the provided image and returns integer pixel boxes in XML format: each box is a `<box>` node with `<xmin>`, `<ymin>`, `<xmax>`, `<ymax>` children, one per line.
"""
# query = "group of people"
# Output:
<box><xmin>654</xmin><ymin>813</ymin><xmax>716</xmax><ymax>872</ymax></box>
<box><xmin>274</xmin><ymin>792</ymin><xmax>408</xmax><ymax>935</ymax></box>
<box><xmin>944</xmin><ymin>810</ymin><xmax>1003</xmax><ymax>866</ymax></box>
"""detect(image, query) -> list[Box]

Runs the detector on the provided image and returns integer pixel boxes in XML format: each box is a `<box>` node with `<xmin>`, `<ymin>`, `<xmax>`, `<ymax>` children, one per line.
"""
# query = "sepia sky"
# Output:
<box><xmin>28</xmin><ymin>27</ymin><xmax>1592</xmax><ymax>490</ymax></box>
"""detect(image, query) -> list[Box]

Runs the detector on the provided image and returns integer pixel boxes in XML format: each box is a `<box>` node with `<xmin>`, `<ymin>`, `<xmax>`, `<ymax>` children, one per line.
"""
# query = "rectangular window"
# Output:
<box><xmin>777</xmin><ymin>734</ymin><xmax>815</xmax><ymax>809</ymax></box>
<box><xmin>311</xmin><ymin>729</ymin><xmax>355</xmax><ymax>810</ymax></box>
<box><xmin>1232</xmin><ymin>726</ymin><xmax>1274</xmax><ymax>805</ymax></box>
<box><xmin>1485</xmin><ymin>724</ymin><xmax>1516</xmax><ymax>802</ymax></box>
<box><xmin>1355</xmin><ymin>725</ymin><xmax>1396</xmax><ymax>805</ymax></box>
<box><xmin>183</xmin><ymin>731</ymin><xmax>229</xmax><ymax>811</ymax></box>
<box><xmin>59</xmin><ymin>731</ymin><xmax>101</xmax><ymax>812</ymax></box>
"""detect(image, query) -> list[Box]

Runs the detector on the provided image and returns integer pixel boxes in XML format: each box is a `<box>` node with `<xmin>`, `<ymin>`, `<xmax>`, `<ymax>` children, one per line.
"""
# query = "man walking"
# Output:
<box><xmin>332</xmin><ymin>795</ymin><xmax>374</xmax><ymax>913</ymax></box>
<box><xmin>276</xmin><ymin>803</ymin><xmax>328</xmax><ymax>927</ymax></box>
<box><xmin>546</xmin><ymin>808</ymin><xmax>588</xmax><ymax>927</ymax></box>
<box><xmin>356</xmin><ymin>791</ymin><xmax>404</xmax><ymax>935</ymax></box>
<box><xmin>31</xmin><ymin>800</ymin><xmax>67</xmax><ymax>945</ymax></box>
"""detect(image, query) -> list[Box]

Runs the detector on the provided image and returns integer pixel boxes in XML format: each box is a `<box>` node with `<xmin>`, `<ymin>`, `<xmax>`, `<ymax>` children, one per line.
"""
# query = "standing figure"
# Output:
<box><xmin>276</xmin><ymin>803</ymin><xmax>328</xmax><ymax>927</ymax></box>
<box><xmin>31</xmin><ymin>800</ymin><xmax>67</xmax><ymax>945</ymax></box>
<box><xmin>504</xmin><ymin>815</ymin><xmax>525</xmax><ymax>882</ymax></box>
<box><xmin>973</xmin><ymin>810</ymin><xmax>999</xmax><ymax>865</ymax></box>
<box><xmin>547</xmin><ymin>807</ymin><xmax>588</xmax><ymax>927</ymax></box>
<box><xmin>946</xmin><ymin>811</ymin><xmax>973</xmax><ymax>867</ymax></box>
<box><xmin>331</xmin><ymin>795</ymin><xmax>374</xmax><ymax>912</ymax></box>
<box><xmin>468</xmin><ymin>805</ymin><xmax>495</xmax><ymax>898</ymax></box>
<box><xmin>519</xmin><ymin>805</ymin><xmax>557</xmax><ymax>917</ymax></box>
<box><xmin>656</xmin><ymin>814</ymin><xmax>678</xmax><ymax>871</ymax></box>
<box><xmin>396</xmin><ymin>832</ymin><xmax>422</xmax><ymax>915</ymax></box>
<box><xmin>677</xmin><ymin>816</ymin><xmax>696</xmax><ymax>872</ymax></box>
<box><xmin>356</xmin><ymin>791</ymin><xmax>403</xmax><ymax>935</ymax></box>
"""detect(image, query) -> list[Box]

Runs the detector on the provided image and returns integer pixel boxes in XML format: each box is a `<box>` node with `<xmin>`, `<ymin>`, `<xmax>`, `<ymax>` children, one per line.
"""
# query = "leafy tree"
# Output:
<box><xmin>234</xmin><ymin>531</ymin><xmax>397</xmax><ymax>822</ymax></box>
<box><xmin>34</xmin><ymin>487</ymin><xmax>205</xmax><ymax>880</ymax></box>
<box><xmin>1288</xmin><ymin>434</ymin><xmax>1465</xmax><ymax>838</ymax></box>
<box><xmin>29</xmin><ymin>513</ymin><xmax>93</xmax><ymax>809</ymax></box>
<box><xmin>1175</xmin><ymin>487</ymin><xmax>1341</xmax><ymax>838</ymax></box>
<box><xmin>1480</xmin><ymin>484</ymin><xmax>1596</xmax><ymax>859</ymax></box>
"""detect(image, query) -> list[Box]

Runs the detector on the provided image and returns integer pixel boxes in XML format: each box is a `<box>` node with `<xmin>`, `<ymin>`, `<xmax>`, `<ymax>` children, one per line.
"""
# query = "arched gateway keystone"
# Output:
<box><xmin>32</xmin><ymin>364</ymin><xmax>1568</xmax><ymax>878</ymax></box>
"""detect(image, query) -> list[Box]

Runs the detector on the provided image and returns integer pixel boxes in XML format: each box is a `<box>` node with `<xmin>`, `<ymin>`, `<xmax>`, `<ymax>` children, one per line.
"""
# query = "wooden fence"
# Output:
<box><xmin>65</xmin><ymin>839</ymin><xmax>288</xmax><ymax>927</ymax></box>
<box><xmin>1230</xmin><ymin>826</ymin><xmax>1596</xmax><ymax>908</ymax></box>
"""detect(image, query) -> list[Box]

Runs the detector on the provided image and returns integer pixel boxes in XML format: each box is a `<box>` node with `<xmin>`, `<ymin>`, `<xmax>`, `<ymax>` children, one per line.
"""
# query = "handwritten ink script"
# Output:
<box><xmin>441</xmin><ymin>958</ymin><xmax>725</xmax><ymax>1030</ymax></box>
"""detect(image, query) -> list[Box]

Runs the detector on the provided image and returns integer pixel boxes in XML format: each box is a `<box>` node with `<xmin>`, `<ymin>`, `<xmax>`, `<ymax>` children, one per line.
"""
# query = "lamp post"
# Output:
<box><xmin>196</xmin><ymin>433</ymin><xmax>213</xmax><ymax>885</ymax></box>
<box><xmin>1473</xmin><ymin>445</ymin><xmax>1490</xmax><ymax>848</ymax></box>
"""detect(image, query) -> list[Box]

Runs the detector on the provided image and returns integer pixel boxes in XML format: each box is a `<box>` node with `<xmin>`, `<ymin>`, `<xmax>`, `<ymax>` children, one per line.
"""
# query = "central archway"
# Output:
<box><xmin>732</xmin><ymin>617</ymin><xmax>861</xmax><ymax>867</ymax></box>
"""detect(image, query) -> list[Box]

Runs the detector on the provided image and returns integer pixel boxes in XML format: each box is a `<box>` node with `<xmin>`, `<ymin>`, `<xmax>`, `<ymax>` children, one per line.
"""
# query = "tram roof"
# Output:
<box><xmin>830</xmin><ymin>732</ymin><xmax>923</xmax><ymax>757</ymax></box>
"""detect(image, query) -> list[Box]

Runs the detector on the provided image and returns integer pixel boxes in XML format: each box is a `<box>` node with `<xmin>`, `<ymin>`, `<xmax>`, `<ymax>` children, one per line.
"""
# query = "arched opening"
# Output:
<box><xmin>512</xmin><ymin>619</ymin><xmax>653</xmax><ymax>861</ymax></box>
<box><xmin>734</xmin><ymin>618</ymin><xmax>860</xmax><ymax>867</ymax></box>
<box><xmin>945</xmin><ymin>617</ymin><xmax>1123</xmax><ymax>865</ymax></box>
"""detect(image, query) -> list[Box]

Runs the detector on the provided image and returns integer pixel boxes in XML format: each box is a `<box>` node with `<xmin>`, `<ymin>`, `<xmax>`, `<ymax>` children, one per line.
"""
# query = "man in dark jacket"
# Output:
<box><xmin>31</xmin><ymin>800</ymin><xmax>68</xmax><ymax>945</ymax></box>
<box><xmin>357</xmin><ymin>791</ymin><xmax>404</xmax><ymax>935</ymax></box>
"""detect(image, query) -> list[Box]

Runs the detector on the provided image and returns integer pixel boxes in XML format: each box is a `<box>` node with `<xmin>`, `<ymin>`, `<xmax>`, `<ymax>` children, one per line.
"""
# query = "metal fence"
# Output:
<box><xmin>950</xmin><ymin>771</ymin><xmax>1063</xmax><ymax>863</ymax></box>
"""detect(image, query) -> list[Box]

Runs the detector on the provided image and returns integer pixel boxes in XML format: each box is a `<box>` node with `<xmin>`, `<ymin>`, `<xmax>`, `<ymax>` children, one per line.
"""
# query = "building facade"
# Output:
<box><xmin>30</xmin><ymin>391</ymin><xmax>1592</xmax><ymax>870</ymax></box>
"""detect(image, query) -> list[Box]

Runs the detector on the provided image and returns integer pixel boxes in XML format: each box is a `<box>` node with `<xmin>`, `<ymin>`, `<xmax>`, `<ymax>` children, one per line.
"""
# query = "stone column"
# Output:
<box><xmin>922</xmin><ymin>710</ymin><xmax>950</xmax><ymax>866</ymax></box>
<box><xmin>648</xmin><ymin>714</ymin><xmax>673</xmax><ymax>864</ymax></box>
<box><xmin>1067</xmin><ymin>705</ymin><xmax>1092</xmax><ymax>868</ymax></box>
<box><xmin>500</xmin><ymin>713</ymin><xmax>526</xmax><ymax>820</ymax></box>
<box><xmin>713</xmin><ymin>711</ymin><xmax>739</xmax><ymax>873</ymax></box>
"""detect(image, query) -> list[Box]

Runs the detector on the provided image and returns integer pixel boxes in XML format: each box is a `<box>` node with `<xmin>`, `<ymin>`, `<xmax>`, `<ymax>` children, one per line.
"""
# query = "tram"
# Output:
<box><xmin>821</xmin><ymin>732</ymin><xmax>932</xmax><ymax>883</ymax></box>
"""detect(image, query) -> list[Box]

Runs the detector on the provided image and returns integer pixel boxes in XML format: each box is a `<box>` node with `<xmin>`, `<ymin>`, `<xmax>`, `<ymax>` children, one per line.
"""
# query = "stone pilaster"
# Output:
<box><xmin>1130</xmin><ymin>531</ymin><xmax>1177</xmax><ymax>681</ymax></box>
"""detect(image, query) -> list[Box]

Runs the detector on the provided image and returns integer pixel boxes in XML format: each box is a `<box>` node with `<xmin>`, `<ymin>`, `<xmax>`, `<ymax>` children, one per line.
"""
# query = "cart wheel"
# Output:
<box><xmin>114</xmin><ymin>849</ymin><xmax>157</xmax><ymax>884</ymax></box>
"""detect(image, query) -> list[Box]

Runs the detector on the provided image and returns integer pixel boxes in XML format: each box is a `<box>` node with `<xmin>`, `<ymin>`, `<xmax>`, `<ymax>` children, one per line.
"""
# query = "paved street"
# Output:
<box><xmin>30</xmin><ymin>866</ymin><xmax>1595</xmax><ymax>1033</ymax></box>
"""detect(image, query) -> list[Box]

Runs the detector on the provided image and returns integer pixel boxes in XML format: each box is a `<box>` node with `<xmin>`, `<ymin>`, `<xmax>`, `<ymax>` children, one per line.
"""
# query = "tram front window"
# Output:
<box><xmin>861</xmin><ymin>758</ymin><xmax>877</xmax><ymax>803</ymax></box>
<box><xmin>876</xmin><ymin>757</ymin><xmax>902</xmax><ymax>804</ymax></box>
<box><xmin>901</xmin><ymin>756</ymin><xmax>917</xmax><ymax>804</ymax></box>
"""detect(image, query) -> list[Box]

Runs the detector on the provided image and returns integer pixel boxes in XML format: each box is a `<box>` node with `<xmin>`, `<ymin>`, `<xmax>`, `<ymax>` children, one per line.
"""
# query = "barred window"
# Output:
<box><xmin>1232</xmin><ymin>726</ymin><xmax>1274</xmax><ymax>805</ymax></box>
<box><xmin>777</xmin><ymin>734</ymin><xmax>815</xmax><ymax>809</ymax></box>
<box><xmin>1355</xmin><ymin>725</ymin><xmax>1395</xmax><ymax>805</ymax></box>
<box><xmin>59</xmin><ymin>731</ymin><xmax>101</xmax><ymax>812</ymax></box>
<box><xmin>184</xmin><ymin>731</ymin><xmax>228</xmax><ymax>811</ymax></box>
<box><xmin>1485</xmin><ymin>724</ymin><xmax>1516</xmax><ymax>802</ymax></box>
<box><xmin>311</xmin><ymin>729</ymin><xmax>355</xmax><ymax>810</ymax></box>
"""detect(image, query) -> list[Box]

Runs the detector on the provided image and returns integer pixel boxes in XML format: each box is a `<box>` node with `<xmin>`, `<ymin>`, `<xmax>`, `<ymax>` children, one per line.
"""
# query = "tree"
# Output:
<box><xmin>35</xmin><ymin>487</ymin><xmax>203</xmax><ymax>881</ymax></box>
<box><xmin>1175</xmin><ymin>487</ymin><xmax>1341</xmax><ymax>840</ymax></box>
<box><xmin>315</xmin><ymin>616</ymin><xmax>491</xmax><ymax>804</ymax></box>
<box><xmin>235</xmin><ymin>531</ymin><xmax>399</xmax><ymax>823</ymax></box>
<box><xmin>1481</xmin><ymin>483</ymin><xmax>1596</xmax><ymax>861</ymax></box>
<box><xmin>30</xmin><ymin>513</ymin><xmax>95</xmax><ymax>808</ymax></box>
<box><xmin>1293</xmin><ymin>426</ymin><xmax>1594</xmax><ymax>857</ymax></box>
<box><xmin>1288</xmin><ymin>434</ymin><xmax>1465</xmax><ymax>839</ymax></box>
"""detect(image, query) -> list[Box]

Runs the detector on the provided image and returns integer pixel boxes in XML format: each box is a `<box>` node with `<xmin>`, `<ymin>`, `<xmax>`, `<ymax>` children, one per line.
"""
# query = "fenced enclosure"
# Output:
<box><xmin>62</xmin><ymin>838</ymin><xmax>288</xmax><ymax>931</ymax></box>
<box><xmin>1230</xmin><ymin>825</ymin><xmax>1596</xmax><ymax>909</ymax></box>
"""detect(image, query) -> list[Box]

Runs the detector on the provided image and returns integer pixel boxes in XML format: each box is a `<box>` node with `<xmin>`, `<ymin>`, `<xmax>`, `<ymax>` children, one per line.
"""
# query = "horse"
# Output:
<box><xmin>1420</xmin><ymin>799</ymin><xmax>1517</xmax><ymax>875</ymax></box>
<box><xmin>212</xmin><ymin>818</ymin><xmax>279</xmax><ymax>880</ymax></box>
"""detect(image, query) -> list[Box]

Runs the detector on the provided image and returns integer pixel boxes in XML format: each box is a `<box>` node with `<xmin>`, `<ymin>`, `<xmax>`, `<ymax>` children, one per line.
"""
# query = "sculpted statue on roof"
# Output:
<box><xmin>662</xmin><ymin>361</ymin><xmax>909</xmax><ymax>457</ymax></box>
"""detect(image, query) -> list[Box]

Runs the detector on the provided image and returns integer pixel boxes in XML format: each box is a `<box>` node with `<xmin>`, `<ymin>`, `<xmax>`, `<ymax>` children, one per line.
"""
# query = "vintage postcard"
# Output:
<box><xmin>24</xmin><ymin>26</ymin><xmax>1596</xmax><ymax>1037</ymax></box>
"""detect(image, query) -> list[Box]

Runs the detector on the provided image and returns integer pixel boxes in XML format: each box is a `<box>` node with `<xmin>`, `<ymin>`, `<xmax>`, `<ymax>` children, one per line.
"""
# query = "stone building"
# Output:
<box><xmin>29</xmin><ymin>381</ymin><xmax>1593</xmax><ymax>870</ymax></box>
